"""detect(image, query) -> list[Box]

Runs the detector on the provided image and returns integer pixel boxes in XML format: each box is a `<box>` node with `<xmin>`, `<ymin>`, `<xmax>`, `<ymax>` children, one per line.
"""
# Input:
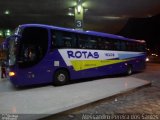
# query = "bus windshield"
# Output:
<box><xmin>9</xmin><ymin>27</ymin><xmax>48</xmax><ymax>68</ymax></box>
<box><xmin>17</xmin><ymin>27</ymin><xmax>48</xmax><ymax>68</ymax></box>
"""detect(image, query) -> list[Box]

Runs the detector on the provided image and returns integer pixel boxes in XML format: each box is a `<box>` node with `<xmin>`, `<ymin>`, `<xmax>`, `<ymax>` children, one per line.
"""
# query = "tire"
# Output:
<box><xmin>54</xmin><ymin>69</ymin><xmax>69</xmax><ymax>86</ymax></box>
<box><xmin>127</xmin><ymin>65</ymin><xmax>133</xmax><ymax>75</ymax></box>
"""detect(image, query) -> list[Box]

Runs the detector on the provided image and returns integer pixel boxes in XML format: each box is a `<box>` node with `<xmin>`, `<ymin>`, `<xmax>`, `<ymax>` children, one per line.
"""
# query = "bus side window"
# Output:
<box><xmin>98</xmin><ymin>37</ymin><xmax>104</xmax><ymax>50</ymax></box>
<box><xmin>62</xmin><ymin>32</ymin><xmax>76</xmax><ymax>48</ymax></box>
<box><xmin>88</xmin><ymin>36</ymin><xmax>98</xmax><ymax>49</ymax></box>
<box><xmin>107</xmin><ymin>40</ymin><xmax>113</xmax><ymax>50</ymax></box>
<box><xmin>130</xmin><ymin>42</ymin><xmax>136</xmax><ymax>51</ymax></box>
<box><xmin>113</xmin><ymin>40</ymin><xmax>120</xmax><ymax>50</ymax></box>
<box><xmin>64</xmin><ymin>40</ymin><xmax>71</xmax><ymax>47</ymax></box>
<box><xmin>103</xmin><ymin>38</ymin><xmax>109</xmax><ymax>50</ymax></box>
<box><xmin>132</xmin><ymin>42</ymin><xmax>137</xmax><ymax>51</ymax></box>
<box><xmin>127</xmin><ymin>42</ymin><xmax>133</xmax><ymax>51</ymax></box>
<box><xmin>50</xmin><ymin>30</ymin><xmax>62</xmax><ymax>49</ymax></box>
<box><xmin>78</xmin><ymin>34</ymin><xmax>88</xmax><ymax>49</ymax></box>
<box><xmin>62</xmin><ymin>32</ymin><xmax>72</xmax><ymax>47</ymax></box>
<box><xmin>126</xmin><ymin>42</ymin><xmax>129</xmax><ymax>51</ymax></box>
<box><xmin>138</xmin><ymin>43</ymin><xmax>146</xmax><ymax>52</ymax></box>
<box><xmin>51</xmin><ymin>30</ymin><xmax>76</xmax><ymax>48</ymax></box>
<box><xmin>50</xmin><ymin>31</ymin><xmax>56</xmax><ymax>50</ymax></box>
<box><xmin>116</xmin><ymin>40</ymin><xmax>121</xmax><ymax>50</ymax></box>
<box><xmin>121</xmin><ymin>41</ymin><xmax>127</xmax><ymax>51</ymax></box>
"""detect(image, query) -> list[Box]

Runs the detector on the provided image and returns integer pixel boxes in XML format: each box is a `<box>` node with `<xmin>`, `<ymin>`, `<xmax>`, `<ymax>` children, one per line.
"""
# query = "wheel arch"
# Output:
<box><xmin>54</xmin><ymin>67</ymin><xmax>70</xmax><ymax>80</ymax></box>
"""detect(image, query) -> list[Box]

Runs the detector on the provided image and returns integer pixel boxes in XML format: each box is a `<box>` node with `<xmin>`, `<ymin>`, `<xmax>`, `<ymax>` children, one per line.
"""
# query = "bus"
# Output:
<box><xmin>7</xmin><ymin>24</ymin><xmax>146</xmax><ymax>87</ymax></box>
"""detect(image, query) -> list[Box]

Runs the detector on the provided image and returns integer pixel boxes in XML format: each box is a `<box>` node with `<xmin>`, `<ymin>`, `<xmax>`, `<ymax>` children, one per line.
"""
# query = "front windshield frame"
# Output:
<box><xmin>8</xmin><ymin>36</ymin><xmax>19</xmax><ymax>66</ymax></box>
<box><xmin>8</xmin><ymin>26</ymin><xmax>22</xmax><ymax>66</ymax></box>
<box><xmin>8</xmin><ymin>26</ymin><xmax>49</xmax><ymax>68</ymax></box>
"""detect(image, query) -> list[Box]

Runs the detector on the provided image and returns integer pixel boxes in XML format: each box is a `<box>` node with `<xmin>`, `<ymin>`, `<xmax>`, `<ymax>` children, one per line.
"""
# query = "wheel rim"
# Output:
<box><xmin>57</xmin><ymin>73</ymin><xmax>66</xmax><ymax>82</ymax></box>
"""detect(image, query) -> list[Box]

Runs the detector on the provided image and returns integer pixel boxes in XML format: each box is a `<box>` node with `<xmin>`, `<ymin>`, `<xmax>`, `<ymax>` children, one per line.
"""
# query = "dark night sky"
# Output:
<box><xmin>119</xmin><ymin>14</ymin><xmax>160</xmax><ymax>50</ymax></box>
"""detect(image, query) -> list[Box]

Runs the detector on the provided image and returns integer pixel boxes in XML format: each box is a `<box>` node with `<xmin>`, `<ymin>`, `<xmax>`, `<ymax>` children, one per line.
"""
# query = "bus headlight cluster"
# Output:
<box><xmin>9</xmin><ymin>71</ymin><xmax>16</xmax><ymax>77</ymax></box>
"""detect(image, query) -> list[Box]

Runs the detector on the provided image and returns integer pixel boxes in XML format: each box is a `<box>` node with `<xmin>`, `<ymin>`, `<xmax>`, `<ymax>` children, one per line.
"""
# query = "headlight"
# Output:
<box><xmin>9</xmin><ymin>71</ymin><xmax>16</xmax><ymax>77</ymax></box>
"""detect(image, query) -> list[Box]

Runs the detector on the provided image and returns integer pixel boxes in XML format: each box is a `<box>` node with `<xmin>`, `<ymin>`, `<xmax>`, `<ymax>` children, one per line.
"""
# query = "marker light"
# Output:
<box><xmin>9</xmin><ymin>72</ymin><xmax>15</xmax><ymax>77</ymax></box>
<box><xmin>146</xmin><ymin>57</ymin><xmax>149</xmax><ymax>62</ymax></box>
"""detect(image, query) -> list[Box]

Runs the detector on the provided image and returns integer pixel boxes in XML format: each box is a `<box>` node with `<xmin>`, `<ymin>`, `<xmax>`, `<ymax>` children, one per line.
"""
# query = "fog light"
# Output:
<box><xmin>9</xmin><ymin>72</ymin><xmax>15</xmax><ymax>77</ymax></box>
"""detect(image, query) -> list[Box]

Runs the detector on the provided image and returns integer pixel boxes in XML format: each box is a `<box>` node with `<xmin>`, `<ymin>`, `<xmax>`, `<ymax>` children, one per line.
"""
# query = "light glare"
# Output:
<box><xmin>4</xmin><ymin>10</ymin><xmax>10</xmax><ymax>15</ymax></box>
<box><xmin>77</xmin><ymin>5</ymin><xmax>82</xmax><ymax>13</ymax></box>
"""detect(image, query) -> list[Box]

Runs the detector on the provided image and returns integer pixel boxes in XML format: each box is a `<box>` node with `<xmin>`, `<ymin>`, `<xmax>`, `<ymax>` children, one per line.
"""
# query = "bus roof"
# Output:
<box><xmin>19</xmin><ymin>24</ymin><xmax>145</xmax><ymax>43</ymax></box>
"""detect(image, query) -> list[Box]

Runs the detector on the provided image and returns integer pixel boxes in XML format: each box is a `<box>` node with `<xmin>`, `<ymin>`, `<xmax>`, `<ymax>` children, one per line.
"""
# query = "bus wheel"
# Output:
<box><xmin>127</xmin><ymin>65</ymin><xmax>133</xmax><ymax>75</ymax></box>
<box><xmin>54</xmin><ymin>69</ymin><xmax>69</xmax><ymax>86</ymax></box>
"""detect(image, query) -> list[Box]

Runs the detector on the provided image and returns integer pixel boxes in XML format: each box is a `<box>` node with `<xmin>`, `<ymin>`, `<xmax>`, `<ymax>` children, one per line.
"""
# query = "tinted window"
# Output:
<box><xmin>138</xmin><ymin>43</ymin><xmax>146</xmax><ymax>52</ymax></box>
<box><xmin>120</xmin><ymin>41</ymin><xmax>127</xmax><ymax>51</ymax></box>
<box><xmin>87</xmin><ymin>36</ymin><xmax>98</xmax><ymax>49</ymax></box>
<box><xmin>18</xmin><ymin>27</ymin><xmax>48</xmax><ymax>68</ymax></box>
<box><xmin>51</xmin><ymin>30</ymin><xmax>145</xmax><ymax>52</ymax></box>
<box><xmin>98</xmin><ymin>37</ymin><xmax>105</xmax><ymax>50</ymax></box>
<box><xmin>78</xmin><ymin>34</ymin><xmax>89</xmax><ymax>49</ymax></box>
<box><xmin>51</xmin><ymin>30</ymin><xmax>77</xmax><ymax>49</ymax></box>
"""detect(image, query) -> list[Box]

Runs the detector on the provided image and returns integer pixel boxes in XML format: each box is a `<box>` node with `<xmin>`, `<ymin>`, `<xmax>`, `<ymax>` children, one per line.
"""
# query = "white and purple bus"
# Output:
<box><xmin>7</xmin><ymin>24</ymin><xmax>146</xmax><ymax>87</ymax></box>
